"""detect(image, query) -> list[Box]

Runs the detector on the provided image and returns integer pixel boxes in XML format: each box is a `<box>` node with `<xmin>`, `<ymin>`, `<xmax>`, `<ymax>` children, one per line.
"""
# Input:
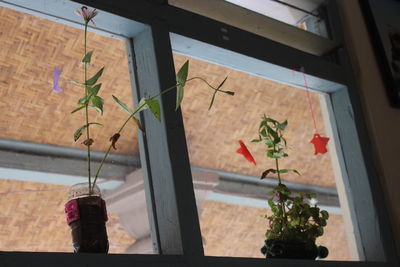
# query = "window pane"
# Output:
<box><xmin>0</xmin><ymin>6</ymin><xmax>151</xmax><ymax>254</ymax></box>
<box><xmin>169</xmin><ymin>0</ymin><xmax>335</xmax><ymax>55</ymax></box>
<box><xmin>174</xmin><ymin>52</ymin><xmax>353</xmax><ymax>260</ymax></box>
<box><xmin>226</xmin><ymin>0</ymin><xmax>330</xmax><ymax>37</ymax></box>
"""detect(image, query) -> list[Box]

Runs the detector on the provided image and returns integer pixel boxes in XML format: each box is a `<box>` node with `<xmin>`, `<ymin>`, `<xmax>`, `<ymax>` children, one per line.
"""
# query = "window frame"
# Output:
<box><xmin>0</xmin><ymin>0</ymin><xmax>397</xmax><ymax>266</ymax></box>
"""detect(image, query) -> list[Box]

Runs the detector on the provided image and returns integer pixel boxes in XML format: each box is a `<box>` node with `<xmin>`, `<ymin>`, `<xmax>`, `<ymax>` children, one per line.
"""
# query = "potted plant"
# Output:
<box><xmin>250</xmin><ymin>115</ymin><xmax>329</xmax><ymax>260</ymax></box>
<box><xmin>63</xmin><ymin>6</ymin><xmax>234</xmax><ymax>253</ymax></box>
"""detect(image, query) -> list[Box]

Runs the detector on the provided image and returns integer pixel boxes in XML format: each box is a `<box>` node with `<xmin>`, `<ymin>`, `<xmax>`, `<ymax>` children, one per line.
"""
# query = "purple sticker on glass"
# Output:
<box><xmin>53</xmin><ymin>67</ymin><xmax>63</xmax><ymax>93</ymax></box>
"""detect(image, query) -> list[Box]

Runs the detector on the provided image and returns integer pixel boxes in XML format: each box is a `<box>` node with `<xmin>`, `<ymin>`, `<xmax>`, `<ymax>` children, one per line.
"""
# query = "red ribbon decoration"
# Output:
<box><xmin>236</xmin><ymin>140</ymin><xmax>256</xmax><ymax>165</ymax></box>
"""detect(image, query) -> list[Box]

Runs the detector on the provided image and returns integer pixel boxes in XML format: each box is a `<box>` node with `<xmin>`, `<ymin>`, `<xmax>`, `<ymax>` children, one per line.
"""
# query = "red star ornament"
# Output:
<box><xmin>236</xmin><ymin>140</ymin><xmax>256</xmax><ymax>165</ymax></box>
<box><xmin>310</xmin><ymin>133</ymin><xmax>330</xmax><ymax>155</ymax></box>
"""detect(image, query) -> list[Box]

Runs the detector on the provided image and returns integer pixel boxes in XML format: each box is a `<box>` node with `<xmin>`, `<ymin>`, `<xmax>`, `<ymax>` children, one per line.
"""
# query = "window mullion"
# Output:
<box><xmin>129</xmin><ymin>23</ymin><xmax>204</xmax><ymax>256</ymax></box>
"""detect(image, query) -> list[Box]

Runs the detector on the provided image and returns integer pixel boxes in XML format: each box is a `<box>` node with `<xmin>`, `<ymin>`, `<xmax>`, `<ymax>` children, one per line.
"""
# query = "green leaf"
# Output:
<box><xmin>272</xmin><ymin>151</ymin><xmax>285</xmax><ymax>159</ymax></box>
<box><xmin>112</xmin><ymin>96</ymin><xmax>145</xmax><ymax>132</ymax></box>
<box><xmin>82</xmin><ymin>50</ymin><xmax>94</xmax><ymax>63</ymax></box>
<box><xmin>176</xmin><ymin>60</ymin><xmax>189</xmax><ymax>110</ymax></box>
<box><xmin>261</xmin><ymin>169</ymin><xmax>276</xmax><ymax>179</ymax></box>
<box><xmin>145</xmin><ymin>99</ymin><xmax>161</xmax><ymax>121</ymax></box>
<box><xmin>86</xmin><ymin>67</ymin><xmax>104</xmax><ymax>86</ymax></box>
<box><xmin>277</xmin><ymin>120</ymin><xmax>288</xmax><ymax>130</ymax></box>
<box><xmin>317</xmin><ymin>226</ymin><xmax>324</xmax><ymax>236</ymax></box>
<box><xmin>88</xmin><ymin>84</ymin><xmax>102</xmax><ymax>96</ymax></box>
<box><xmin>266</xmin><ymin>125</ymin><xmax>279</xmax><ymax>140</ymax></box>
<box><xmin>294</xmin><ymin>196</ymin><xmax>302</xmax><ymax>204</ymax></box>
<box><xmin>71</xmin><ymin>105</ymin><xmax>85</xmax><ymax>114</ymax></box>
<box><xmin>73</xmin><ymin>122</ymin><xmax>103</xmax><ymax>142</ymax></box>
<box><xmin>217</xmin><ymin>76</ymin><xmax>228</xmax><ymax>90</ymax></box>
<box><xmin>260</xmin><ymin>128</ymin><xmax>267</xmax><ymax>137</ymax></box>
<box><xmin>251</xmin><ymin>139</ymin><xmax>261</xmax><ymax>143</ymax></box>
<box><xmin>263</xmin><ymin>138</ymin><xmax>274</xmax><ymax>147</ymax></box>
<box><xmin>70</xmin><ymin>80</ymin><xmax>84</xmax><ymax>86</ymax></box>
<box><xmin>320</xmin><ymin>210</ymin><xmax>329</xmax><ymax>220</ymax></box>
<box><xmin>268</xmin><ymin>199</ymin><xmax>277</xmax><ymax>212</ymax></box>
<box><xmin>112</xmin><ymin>95</ymin><xmax>133</xmax><ymax>115</ymax></box>
<box><xmin>91</xmin><ymin>96</ymin><xmax>104</xmax><ymax>115</ymax></box>
<box><xmin>208</xmin><ymin>77</ymin><xmax>228</xmax><ymax>110</ymax></box>
<box><xmin>78</xmin><ymin>95</ymin><xmax>90</xmax><ymax>105</ymax></box>
<box><xmin>136</xmin><ymin>98</ymin><xmax>149</xmax><ymax>113</ymax></box>
<box><xmin>306</xmin><ymin>193</ymin><xmax>317</xmax><ymax>199</ymax></box>
<box><xmin>267</xmin><ymin>149</ymin><xmax>274</xmax><ymax>158</ymax></box>
<box><xmin>264</xmin><ymin>117</ymin><xmax>278</xmax><ymax>124</ymax></box>
<box><xmin>279</xmin><ymin>169</ymin><xmax>301</xmax><ymax>175</ymax></box>
<box><xmin>208</xmin><ymin>91</ymin><xmax>218</xmax><ymax>111</ymax></box>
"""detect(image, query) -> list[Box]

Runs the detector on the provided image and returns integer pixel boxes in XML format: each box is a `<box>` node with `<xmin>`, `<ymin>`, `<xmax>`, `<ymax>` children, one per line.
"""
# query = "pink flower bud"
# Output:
<box><xmin>74</xmin><ymin>6</ymin><xmax>98</xmax><ymax>24</ymax></box>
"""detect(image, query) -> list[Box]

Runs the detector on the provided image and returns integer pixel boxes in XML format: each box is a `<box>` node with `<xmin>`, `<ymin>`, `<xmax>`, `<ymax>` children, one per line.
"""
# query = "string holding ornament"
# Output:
<box><xmin>292</xmin><ymin>66</ymin><xmax>330</xmax><ymax>155</ymax></box>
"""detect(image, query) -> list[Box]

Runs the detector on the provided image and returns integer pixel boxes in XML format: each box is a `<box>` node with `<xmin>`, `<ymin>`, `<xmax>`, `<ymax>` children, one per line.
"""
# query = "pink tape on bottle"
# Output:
<box><xmin>65</xmin><ymin>199</ymin><xmax>80</xmax><ymax>225</ymax></box>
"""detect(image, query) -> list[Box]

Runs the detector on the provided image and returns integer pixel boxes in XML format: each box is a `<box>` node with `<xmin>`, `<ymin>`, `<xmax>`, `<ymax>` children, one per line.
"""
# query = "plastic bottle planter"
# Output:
<box><xmin>65</xmin><ymin>183</ymin><xmax>109</xmax><ymax>253</ymax></box>
<box><xmin>261</xmin><ymin>239</ymin><xmax>329</xmax><ymax>260</ymax></box>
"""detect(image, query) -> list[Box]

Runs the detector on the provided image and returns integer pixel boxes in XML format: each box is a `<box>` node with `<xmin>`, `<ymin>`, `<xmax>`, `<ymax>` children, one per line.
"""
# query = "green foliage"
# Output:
<box><xmin>252</xmin><ymin>116</ymin><xmax>329</xmax><ymax>244</ymax></box>
<box><xmin>176</xmin><ymin>60</ymin><xmax>189</xmax><ymax>110</ymax></box>
<box><xmin>70</xmin><ymin>7</ymin><xmax>234</xmax><ymax>193</ymax></box>
<box><xmin>145</xmin><ymin>99</ymin><xmax>161</xmax><ymax>121</ymax></box>
<box><xmin>265</xmin><ymin>183</ymin><xmax>329</xmax><ymax>243</ymax></box>
<box><xmin>255</xmin><ymin>115</ymin><xmax>298</xmax><ymax>180</ymax></box>
<box><xmin>208</xmin><ymin>76</ymin><xmax>227</xmax><ymax>110</ymax></box>
<box><xmin>91</xmin><ymin>95</ymin><xmax>104</xmax><ymax>115</ymax></box>
<box><xmin>74</xmin><ymin>122</ymin><xmax>103</xmax><ymax>142</ymax></box>
<box><xmin>86</xmin><ymin>67</ymin><xmax>104</xmax><ymax>85</ymax></box>
<box><xmin>82</xmin><ymin>51</ymin><xmax>93</xmax><ymax>64</ymax></box>
<box><xmin>135</xmin><ymin>98</ymin><xmax>149</xmax><ymax>113</ymax></box>
<box><xmin>112</xmin><ymin>95</ymin><xmax>133</xmax><ymax>115</ymax></box>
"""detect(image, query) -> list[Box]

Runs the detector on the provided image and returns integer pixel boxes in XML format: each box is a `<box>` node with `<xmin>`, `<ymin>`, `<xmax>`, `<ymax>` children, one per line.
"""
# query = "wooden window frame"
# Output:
<box><xmin>0</xmin><ymin>0</ymin><xmax>398</xmax><ymax>266</ymax></box>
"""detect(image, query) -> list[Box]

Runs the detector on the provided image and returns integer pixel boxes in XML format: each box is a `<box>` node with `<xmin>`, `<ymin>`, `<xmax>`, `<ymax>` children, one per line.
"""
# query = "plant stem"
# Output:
<box><xmin>272</xmin><ymin>131</ymin><xmax>287</xmax><ymax>235</ymax></box>
<box><xmin>91</xmin><ymin>82</ymin><xmax>180</xmax><ymax>189</ymax></box>
<box><xmin>90</xmin><ymin>76</ymin><xmax>231</xmax><ymax>189</ymax></box>
<box><xmin>275</xmin><ymin>158</ymin><xmax>281</xmax><ymax>185</ymax></box>
<box><xmin>83</xmin><ymin>23</ymin><xmax>92</xmax><ymax>193</ymax></box>
<box><xmin>187</xmin><ymin>77</ymin><xmax>232</xmax><ymax>94</ymax></box>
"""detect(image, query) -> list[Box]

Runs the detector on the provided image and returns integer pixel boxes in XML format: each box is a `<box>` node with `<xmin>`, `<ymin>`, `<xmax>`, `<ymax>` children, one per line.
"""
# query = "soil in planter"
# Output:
<box><xmin>261</xmin><ymin>239</ymin><xmax>328</xmax><ymax>260</ymax></box>
<box><xmin>67</xmin><ymin>196</ymin><xmax>109</xmax><ymax>253</ymax></box>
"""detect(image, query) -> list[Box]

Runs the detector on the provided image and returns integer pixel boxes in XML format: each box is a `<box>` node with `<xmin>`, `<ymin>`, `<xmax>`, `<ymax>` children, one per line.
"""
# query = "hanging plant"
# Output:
<box><xmin>63</xmin><ymin>5</ymin><xmax>234</xmax><ymax>253</ymax></box>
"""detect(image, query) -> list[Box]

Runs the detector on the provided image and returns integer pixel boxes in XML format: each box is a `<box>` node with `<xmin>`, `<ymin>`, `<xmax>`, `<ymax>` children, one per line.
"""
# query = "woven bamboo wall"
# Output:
<box><xmin>0</xmin><ymin>179</ymin><xmax>134</xmax><ymax>253</ymax></box>
<box><xmin>0</xmin><ymin>6</ymin><xmax>138</xmax><ymax>155</ymax></box>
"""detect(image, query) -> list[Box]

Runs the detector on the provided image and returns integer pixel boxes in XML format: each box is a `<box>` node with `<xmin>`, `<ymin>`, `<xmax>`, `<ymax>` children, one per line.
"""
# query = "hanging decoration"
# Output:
<box><xmin>236</xmin><ymin>140</ymin><xmax>256</xmax><ymax>165</ymax></box>
<box><xmin>293</xmin><ymin>66</ymin><xmax>330</xmax><ymax>155</ymax></box>
<box><xmin>53</xmin><ymin>67</ymin><xmax>63</xmax><ymax>93</ymax></box>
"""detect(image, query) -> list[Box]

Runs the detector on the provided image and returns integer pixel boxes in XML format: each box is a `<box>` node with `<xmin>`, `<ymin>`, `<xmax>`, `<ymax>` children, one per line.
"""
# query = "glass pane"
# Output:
<box><xmin>226</xmin><ymin>0</ymin><xmax>329</xmax><ymax>37</ymax></box>
<box><xmin>174</xmin><ymin>52</ymin><xmax>353</xmax><ymax>260</ymax></box>
<box><xmin>0</xmin><ymin>6</ymin><xmax>151</xmax><ymax>254</ymax></box>
<box><xmin>169</xmin><ymin>0</ymin><xmax>334</xmax><ymax>55</ymax></box>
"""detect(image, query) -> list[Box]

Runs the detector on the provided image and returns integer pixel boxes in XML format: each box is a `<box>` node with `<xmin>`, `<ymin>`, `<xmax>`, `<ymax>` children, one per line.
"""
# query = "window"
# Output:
<box><xmin>0</xmin><ymin>0</ymin><xmax>396</xmax><ymax>266</ymax></box>
<box><xmin>173</xmin><ymin>52</ymin><xmax>352</xmax><ymax>260</ymax></box>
